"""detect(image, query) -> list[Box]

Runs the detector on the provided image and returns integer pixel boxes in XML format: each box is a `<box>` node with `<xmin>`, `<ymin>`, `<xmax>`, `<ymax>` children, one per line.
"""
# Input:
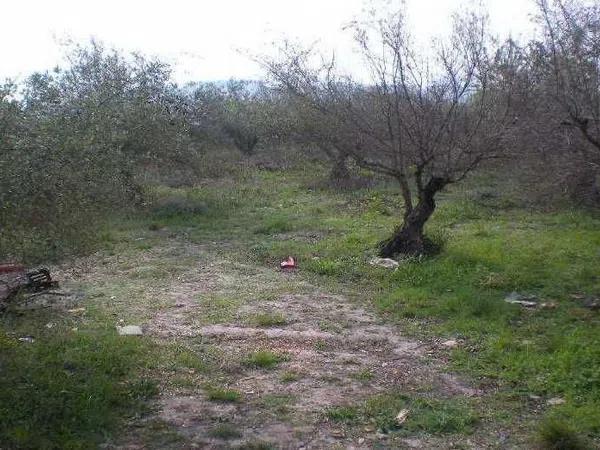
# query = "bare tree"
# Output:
<box><xmin>534</xmin><ymin>0</ymin><xmax>600</xmax><ymax>203</ymax></box>
<box><xmin>261</xmin><ymin>7</ymin><xmax>517</xmax><ymax>256</ymax></box>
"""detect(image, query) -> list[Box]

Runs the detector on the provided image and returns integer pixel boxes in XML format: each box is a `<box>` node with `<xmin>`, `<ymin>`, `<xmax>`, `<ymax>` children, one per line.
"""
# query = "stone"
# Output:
<box><xmin>395</xmin><ymin>409</ymin><xmax>410</xmax><ymax>425</ymax></box>
<box><xmin>504</xmin><ymin>292</ymin><xmax>537</xmax><ymax>307</ymax></box>
<box><xmin>547</xmin><ymin>397</ymin><xmax>566</xmax><ymax>406</ymax></box>
<box><xmin>441</xmin><ymin>339</ymin><xmax>459</xmax><ymax>348</ymax></box>
<box><xmin>116</xmin><ymin>325</ymin><xmax>143</xmax><ymax>336</ymax></box>
<box><xmin>581</xmin><ymin>296</ymin><xmax>600</xmax><ymax>311</ymax></box>
<box><xmin>369</xmin><ymin>257</ymin><xmax>399</xmax><ymax>269</ymax></box>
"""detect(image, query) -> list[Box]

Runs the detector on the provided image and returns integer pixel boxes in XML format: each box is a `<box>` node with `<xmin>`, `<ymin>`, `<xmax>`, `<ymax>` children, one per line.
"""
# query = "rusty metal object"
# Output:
<box><xmin>0</xmin><ymin>265</ymin><xmax>59</xmax><ymax>311</ymax></box>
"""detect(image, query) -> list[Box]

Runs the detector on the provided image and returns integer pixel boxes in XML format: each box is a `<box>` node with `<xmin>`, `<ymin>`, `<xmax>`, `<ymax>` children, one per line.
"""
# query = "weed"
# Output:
<box><xmin>250</xmin><ymin>312</ymin><xmax>287</xmax><ymax>327</ymax></box>
<box><xmin>205</xmin><ymin>385</ymin><xmax>242</xmax><ymax>403</ymax></box>
<box><xmin>326</xmin><ymin>406</ymin><xmax>359</xmax><ymax>422</ymax></box>
<box><xmin>352</xmin><ymin>369</ymin><xmax>374</xmax><ymax>382</ymax></box>
<box><xmin>537</xmin><ymin>417</ymin><xmax>589</xmax><ymax>450</ymax></box>
<box><xmin>280</xmin><ymin>371</ymin><xmax>301</xmax><ymax>383</ymax></box>
<box><xmin>244</xmin><ymin>350</ymin><xmax>287</xmax><ymax>369</ymax></box>
<box><xmin>209</xmin><ymin>423</ymin><xmax>242</xmax><ymax>440</ymax></box>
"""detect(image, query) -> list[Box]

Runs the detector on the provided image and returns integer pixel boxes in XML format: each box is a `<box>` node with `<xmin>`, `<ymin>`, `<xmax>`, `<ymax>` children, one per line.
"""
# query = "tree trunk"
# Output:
<box><xmin>379</xmin><ymin>176</ymin><xmax>446</xmax><ymax>258</ymax></box>
<box><xmin>330</xmin><ymin>153</ymin><xmax>350</xmax><ymax>181</ymax></box>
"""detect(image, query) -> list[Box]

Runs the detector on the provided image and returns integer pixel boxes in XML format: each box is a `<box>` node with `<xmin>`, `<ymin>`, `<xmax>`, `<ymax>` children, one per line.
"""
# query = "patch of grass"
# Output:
<box><xmin>363</xmin><ymin>393</ymin><xmax>477</xmax><ymax>434</ymax></box>
<box><xmin>205</xmin><ymin>385</ymin><xmax>242</xmax><ymax>403</ymax></box>
<box><xmin>352</xmin><ymin>368</ymin><xmax>374</xmax><ymax>382</ymax></box>
<box><xmin>235</xmin><ymin>441</ymin><xmax>276</xmax><ymax>450</ymax></box>
<box><xmin>325</xmin><ymin>393</ymin><xmax>477</xmax><ymax>435</ymax></box>
<box><xmin>261</xmin><ymin>394</ymin><xmax>295</xmax><ymax>415</ymax></box>
<box><xmin>198</xmin><ymin>294</ymin><xmax>241</xmax><ymax>324</ymax></box>
<box><xmin>313</xmin><ymin>339</ymin><xmax>330</xmax><ymax>352</ymax></box>
<box><xmin>280</xmin><ymin>371</ymin><xmax>301</xmax><ymax>383</ymax></box>
<box><xmin>254</xmin><ymin>215</ymin><xmax>294</xmax><ymax>235</ymax></box>
<box><xmin>249</xmin><ymin>312</ymin><xmax>287</xmax><ymax>327</ymax></box>
<box><xmin>209</xmin><ymin>423</ymin><xmax>242</xmax><ymax>440</ymax></box>
<box><xmin>326</xmin><ymin>405</ymin><xmax>359</xmax><ymax>422</ymax></box>
<box><xmin>244</xmin><ymin>350</ymin><xmax>287</xmax><ymax>369</ymax></box>
<box><xmin>537</xmin><ymin>417</ymin><xmax>590</xmax><ymax>450</ymax></box>
<box><xmin>0</xmin><ymin>330</ymin><xmax>157</xmax><ymax>449</ymax></box>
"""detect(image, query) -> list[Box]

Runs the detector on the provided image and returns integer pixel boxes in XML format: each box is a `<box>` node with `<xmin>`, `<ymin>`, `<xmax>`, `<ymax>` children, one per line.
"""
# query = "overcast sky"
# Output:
<box><xmin>1</xmin><ymin>0</ymin><xmax>538</xmax><ymax>84</ymax></box>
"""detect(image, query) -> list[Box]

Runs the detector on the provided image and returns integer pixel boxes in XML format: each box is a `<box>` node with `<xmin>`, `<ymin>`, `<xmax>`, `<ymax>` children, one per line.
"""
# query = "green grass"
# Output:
<box><xmin>208</xmin><ymin>423</ymin><xmax>242</xmax><ymax>440</ymax></box>
<box><xmin>0</xmin><ymin>329</ymin><xmax>157</xmax><ymax>449</ymax></box>
<box><xmin>170</xmin><ymin>167</ymin><xmax>598</xmax><ymax>443</ymax></box>
<box><xmin>249</xmin><ymin>312</ymin><xmax>287</xmax><ymax>327</ymax></box>
<box><xmin>280</xmin><ymin>371</ymin><xmax>301</xmax><ymax>383</ymax></box>
<box><xmin>4</xmin><ymin>160</ymin><xmax>600</xmax><ymax>445</ymax></box>
<box><xmin>205</xmin><ymin>385</ymin><xmax>242</xmax><ymax>402</ymax></box>
<box><xmin>244</xmin><ymin>350</ymin><xmax>287</xmax><ymax>369</ymax></box>
<box><xmin>537</xmin><ymin>417</ymin><xmax>591</xmax><ymax>449</ymax></box>
<box><xmin>326</xmin><ymin>393</ymin><xmax>477</xmax><ymax>435</ymax></box>
<box><xmin>351</xmin><ymin>368</ymin><xmax>374</xmax><ymax>382</ymax></box>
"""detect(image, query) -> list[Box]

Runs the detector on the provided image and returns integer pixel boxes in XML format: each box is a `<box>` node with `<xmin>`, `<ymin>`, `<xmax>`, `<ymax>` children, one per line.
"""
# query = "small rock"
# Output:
<box><xmin>116</xmin><ymin>325</ymin><xmax>143</xmax><ymax>336</ymax></box>
<box><xmin>67</xmin><ymin>307</ymin><xmax>86</xmax><ymax>314</ymax></box>
<box><xmin>529</xmin><ymin>394</ymin><xmax>542</xmax><ymax>400</ymax></box>
<box><xmin>45</xmin><ymin>323</ymin><xmax>54</xmax><ymax>329</ymax></box>
<box><xmin>369</xmin><ymin>257</ymin><xmax>400</xmax><ymax>269</ymax></box>
<box><xmin>18</xmin><ymin>336</ymin><xmax>35</xmax><ymax>343</ymax></box>
<box><xmin>540</xmin><ymin>302</ymin><xmax>558</xmax><ymax>310</ymax></box>
<box><xmin>442</xmin><ymin>339</ymin><xmax>459</xmax><ymax>348</ymax></box>
<box><xmin>395</xmin><ymin>409</ymin><xmax>410</xmax><ymax>425</ymax></box>
<box><xmin>331</xmin><ymin>429</ymin><xmax>345</xmax><ymax>438</ymax></box>
<box><xmin>504</xmin><ymin>292</ymin><xmax>538</xmax><ymax>307</ymax></box>
<box><xmin>581</xmin><ymin>296</ymin><xmax>600</xmax><ymax>311</ymax></box>
<box><xmin>358</xmin><ymin>438</ymin><xmax>365</xmax><ymax>444</ymax></box>
<box><xmin>547</xmin><ymin>397</ymin><xmax>566</xmax><ymax>406</ymax></box>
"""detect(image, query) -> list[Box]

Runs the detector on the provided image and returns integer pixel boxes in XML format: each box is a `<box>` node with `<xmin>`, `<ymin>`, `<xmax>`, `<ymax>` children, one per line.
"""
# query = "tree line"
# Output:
<box><xmin>1</xmin><ymin>0</ymin><xmax>598</xmax><ymax>261</ymax></box>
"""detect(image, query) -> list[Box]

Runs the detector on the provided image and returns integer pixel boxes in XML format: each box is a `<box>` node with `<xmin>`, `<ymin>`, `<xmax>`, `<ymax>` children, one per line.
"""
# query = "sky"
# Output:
<box><xmin>0</xmin><ymin>0</ymin><xmax>539</xmax><ymax>84</ymax></box>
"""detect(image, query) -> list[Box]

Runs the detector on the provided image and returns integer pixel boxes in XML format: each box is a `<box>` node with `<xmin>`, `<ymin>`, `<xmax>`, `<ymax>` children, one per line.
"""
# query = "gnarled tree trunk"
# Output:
<box><xmin>330</xmin><ymin>153</ymin><xmax>350</xmax><ymax>181</ymax></box>
<box><xmin>379</xmin><ymin>177</ymin><xmax>447</xmax><ymax>257</ymax></box>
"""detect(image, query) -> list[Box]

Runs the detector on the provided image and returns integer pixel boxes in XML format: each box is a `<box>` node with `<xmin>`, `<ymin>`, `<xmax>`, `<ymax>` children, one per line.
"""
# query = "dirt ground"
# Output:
<box><xmin>54</xmin><ymin>238</ymin><xmax>497</xmax><ymax>449</ymax></box>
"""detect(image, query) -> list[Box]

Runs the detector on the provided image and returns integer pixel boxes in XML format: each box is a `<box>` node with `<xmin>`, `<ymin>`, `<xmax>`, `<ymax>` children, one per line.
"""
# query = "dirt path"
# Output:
<box><xmin>77</xmin><ymin>237</ymin><xmax>487</xmax><ymax>450</ymax></box>
<box><xmin>57</xmin><ymin>237</ymin><xmax>489</xmax><ymax>449</ymax></box>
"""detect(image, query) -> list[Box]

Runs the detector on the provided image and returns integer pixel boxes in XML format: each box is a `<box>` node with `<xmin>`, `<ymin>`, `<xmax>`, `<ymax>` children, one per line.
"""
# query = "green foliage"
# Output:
<box><xmin>204</xmin><ymin>385</ymin><xmax>242</xmax><ymax>403</ymax></box>
<box><xmin>0</xmin><ymin>331</ymin><xmax>156</xmax><ymax>449</ymax></box>
<box><xmin>244</xmin><ymin>350</ymin><xmax>287</xmax><ymax>369</ymax></box>
<box><xmin>0</xmin><ymin>42</ymin><xmax>195</xmax><ymax>263</ymax></box>
<box><xmin>537</xmin><ymin>417</ymin><xmax>590</xmax><ymax>450</ymax></box>
<box><xmin>249</xmin><ymin>312</ymin><xmax>287</xmax><ymax>327</ymax></box>
<box><xmin>208</xmin><ymin>423</ymin><xmax>242</xmax><ymax>440</ymax></box>
<box><xmin>326</xmin><ymin>406</ymin><xmax>359</xmax><ymax>422</ymax></box>
<box><xmin>326</xmin><ymin>394</ymin><xmax>476</xmax><ymax>435</ymax></box>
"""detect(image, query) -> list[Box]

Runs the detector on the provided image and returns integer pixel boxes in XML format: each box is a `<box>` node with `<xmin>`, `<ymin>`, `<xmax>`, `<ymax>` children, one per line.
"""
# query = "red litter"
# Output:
<box><xmin>280</xmin><ymin>256</ymin><xmax>297</xmax><ymax>270</ymax></box>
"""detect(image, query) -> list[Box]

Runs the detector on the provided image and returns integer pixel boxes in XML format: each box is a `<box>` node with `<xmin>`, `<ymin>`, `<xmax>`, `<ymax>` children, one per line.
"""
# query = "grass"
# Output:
<box><xmin>4</xmin><ymin>158</ymin><xmax>600</xmax><ymax>445</ymax></box>
<box><xmin>537</xmin><ymin>418</ymin><xmax>591</xmax><ymax>449</ymax></box>
<box><xmin>244</xmin><ymin>350</ymin><xmax>287</xmax><ymax>369</ymax></box>
<box><xmin>205</xmin><ymin>385</ymin><xmax>242</xmax><ymax>402</ymax></box>
<box><xmin>280</xmin><ymin>371</ymin><xmax>301</xmax><ymax>383</ymax></box>
<box><xmin>249</xmin><ymin>312</ymin><xmax>287</xmax><ymax>327</ymax></box>
<box><xmin>326</xmin><ymin>393</ymin><xmax>477</xmax><ymax>435</ymax></box>
<box><xmin>169</xmin><ymin>166</ymin><xmax>598</xmax><ymax>444</ymax></box>
<box><xmin>351</xmin><ymin>368</ymin><xmax>374</xmax><ymax>382</ymax></box>
<box><xmin>0</xmin><ymin>328</ymin><xmax>157</xmax><ymax>448</ymax></box>
<box><xmin>208</xmin><ymin>423</ymin><xmax>242</xmax><ymax>440</ymax></box>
